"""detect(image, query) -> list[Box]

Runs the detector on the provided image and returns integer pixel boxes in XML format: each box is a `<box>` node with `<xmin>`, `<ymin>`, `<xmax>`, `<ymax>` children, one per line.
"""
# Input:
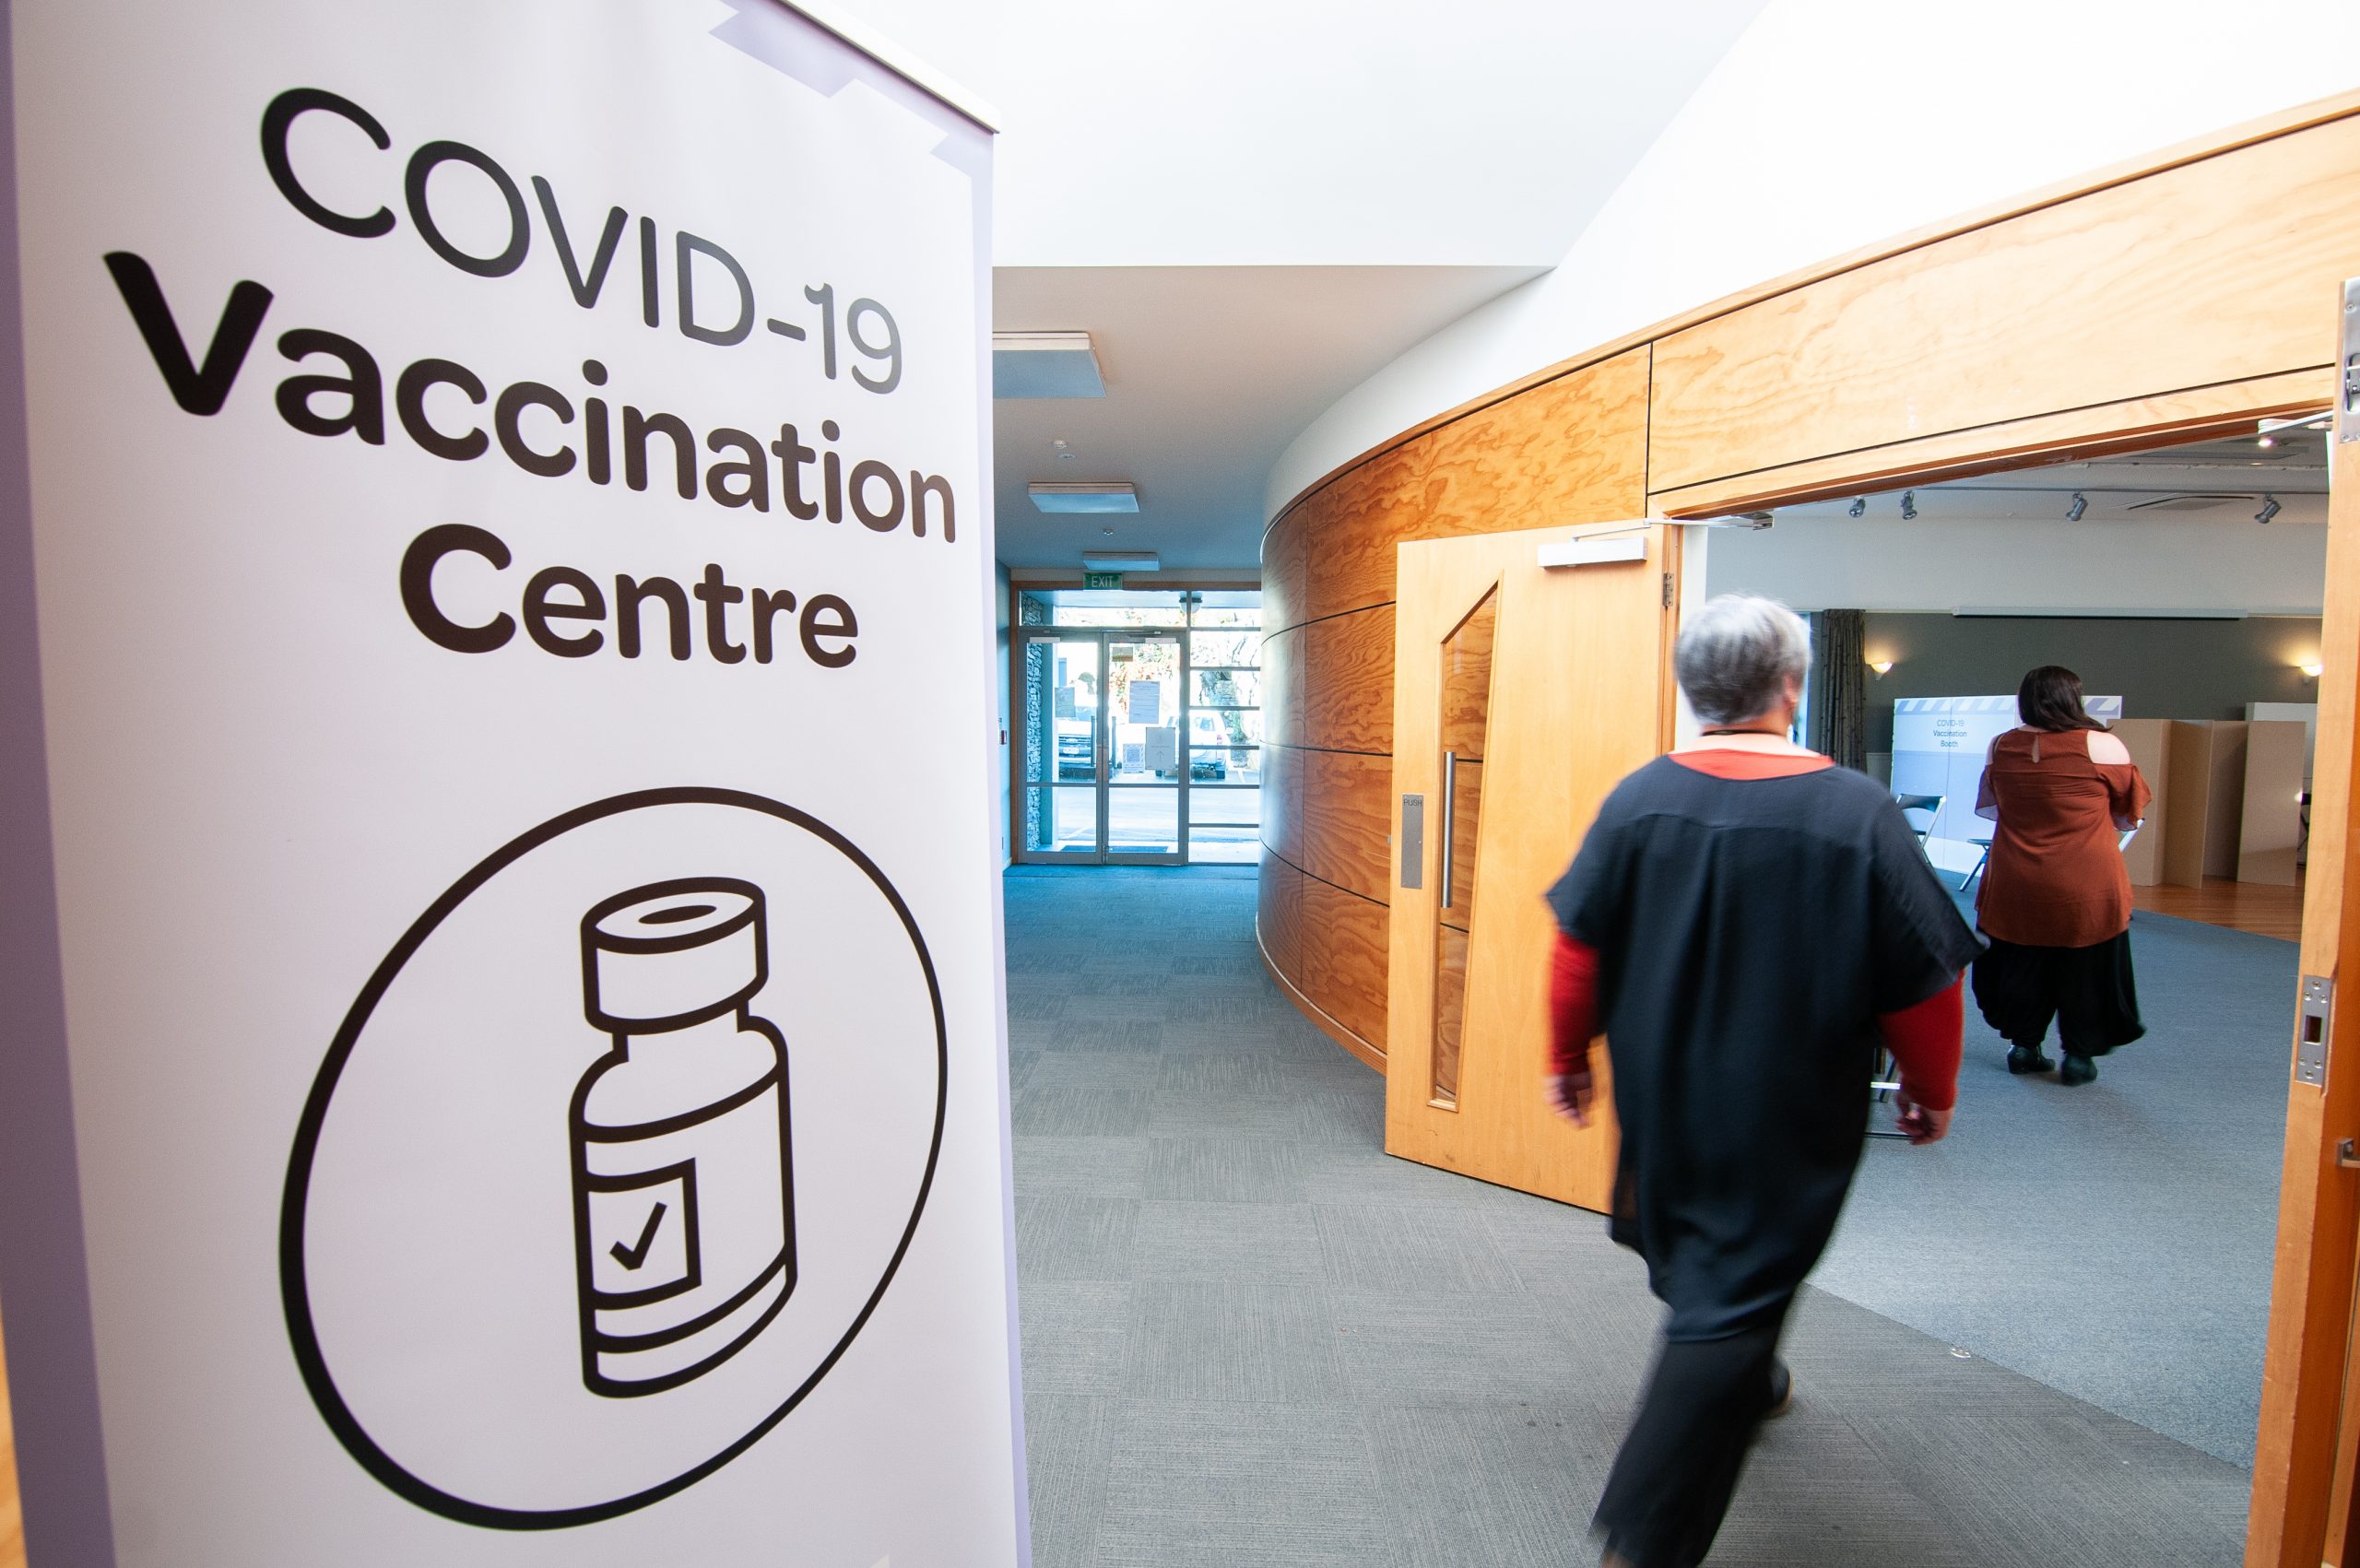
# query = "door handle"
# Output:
<box><xmin>1440</xmin><ymin>750</ymin><xmax>1458</xmax><ymax>910</ymax></box>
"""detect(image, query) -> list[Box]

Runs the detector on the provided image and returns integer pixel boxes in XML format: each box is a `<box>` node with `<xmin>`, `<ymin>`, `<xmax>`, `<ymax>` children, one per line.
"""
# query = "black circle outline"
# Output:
<box><xmin>277</xmin><ymin>787</ymin><xmax>949</xmax><ymax>1530</ymax></box>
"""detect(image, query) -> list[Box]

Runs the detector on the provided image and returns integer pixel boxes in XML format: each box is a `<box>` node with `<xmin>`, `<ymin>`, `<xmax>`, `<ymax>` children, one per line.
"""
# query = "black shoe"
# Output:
<box><xmin>2007</xmin><ymin>1044</ymin><xmax>2056</xmax><ymax>1075</ymax></box>
<box><xmin>2059</xmin><ymin>1054</ymin><xmax>2098</xmax><ymax>1087</ymax></box>
<box><xmin>1763</xmin><ymin>1361</ymin><xmax>1794</xmax><ymax>1421</ymax></box>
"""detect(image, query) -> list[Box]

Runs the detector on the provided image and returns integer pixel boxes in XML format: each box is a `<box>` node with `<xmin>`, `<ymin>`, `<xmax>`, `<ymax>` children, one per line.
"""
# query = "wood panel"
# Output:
<box><xmin>1261</xmin><ymin>742</ymin><xmax>1302</xmax><ymax>865</ymax></box>
<box><xmin>1257</xmin><ymin>847</ymin><xmax>1304</xmax><ymax>985</ymax></box>
<box><xmin>1302</xmin><ymin>442</ymin><xmax>1433</xmax><ymax>622</ymax></box>
<box><xmin>0</xmin><ymin>1300</ymin><xmax>17</xmax><ymax>1568</ymax></box>
<box><xmin>1386</xmin><ymin>523</ymin><xmax>1670</xmax><ymax>1212</ymax></box>
<box><xmin>1300</xmin><ymin>749</ymin><xmax>1391</xmax><ymax>905</ymax></box>
<box><xmin>1260</xmin><ymin>625</ymin><xmax>1300</xmax><ymax>749</ymax></box>
<box><xmin>1291</xmin><ymin>348</ymin><xmax>1653</xmax><ymax>627</ymax></box>
<box><xmin>1651</xmin><ymin>368</ymin><xmax>2335</xmax><ymax>518</ymax></box>
<box><xmin>1650</xmin><ymin>119</ymin><xmax>2360</xmax><ymax>493</ymax></box>
<box><xmin>1261</xmin><ymin>501</ymin><xmax>1307</xmax><ymax>633</ymax></box>
<box><xmin>1301</xmin><ymin>874</ymin><xmax>1388</xmax><ymax>1053</ymax></box>
<box><xmin>2251</xmin><ymin>403</ymin><xmax>2360</xmax><ymax>1568</ymax></box>
<box><xmin>1302</xmin><ymin>605</ymin><xmax>1394</xmax><ymax>753</ymax></box>
<box><xmin>1418</xmin><ymin>348</ymin><xmax>1650</xmax><ymax>535</ymax></box>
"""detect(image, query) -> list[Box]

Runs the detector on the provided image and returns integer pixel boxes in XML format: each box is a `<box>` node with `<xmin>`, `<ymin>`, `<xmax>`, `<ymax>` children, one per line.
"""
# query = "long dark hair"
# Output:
<box><xmin>2017</xmin><ymin>665</ymin><xmax>2107</xmax><ymax>732</ymax></box>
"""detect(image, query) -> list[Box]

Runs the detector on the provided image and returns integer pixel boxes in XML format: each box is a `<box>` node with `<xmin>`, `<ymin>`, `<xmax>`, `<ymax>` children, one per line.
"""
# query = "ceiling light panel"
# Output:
<box><xmin>1081</xmin><ymin>550</ymin><xmax>1159</xmax><ymax>572</ymax></box>
<box><xmin>1030</xmin><ymin>482</ymin><xmax>1139</xmax><ymax>514</ymax></box>
<box><xmin>993</xmin><ymin>331</ymin><xmax>1105</xmax><ymax>399</ymax></box>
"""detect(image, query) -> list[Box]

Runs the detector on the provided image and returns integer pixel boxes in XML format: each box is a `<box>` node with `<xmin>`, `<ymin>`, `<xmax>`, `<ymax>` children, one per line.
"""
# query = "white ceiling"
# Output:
<box><xmin>993</xmin><ymin>265</ymin><xmax>1543</xmax><ymax>570</ymax></box>
<box><xmin>1708</xmin><ymin>427</ymin><xmax>2333</xmax><ymax>616</ymax></box>
<box><xmin>808</xmin><ymin>0</ymin><xmax>1772</xmax><ymax>569</ymax></box>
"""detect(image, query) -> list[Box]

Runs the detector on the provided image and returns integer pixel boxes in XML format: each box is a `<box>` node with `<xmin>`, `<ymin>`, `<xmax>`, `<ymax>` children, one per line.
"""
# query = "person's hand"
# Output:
<box><xmin>1544</xmin><ymin>1068</ymin><xmax>1593</xmax><ymax>1126</ymax></box>
<box><xmin>1894</xmin><ymin>1088</ymin><xmax>1953</xmax><ymax>1146</ymax></box>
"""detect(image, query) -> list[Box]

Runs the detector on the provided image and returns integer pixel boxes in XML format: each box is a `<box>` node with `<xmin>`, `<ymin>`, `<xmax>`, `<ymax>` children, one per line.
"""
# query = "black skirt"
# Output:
<box><xmin>1971</xmin><ymin>928</ymin><xmax>2143</xmax><ymax>1056</ymax></box>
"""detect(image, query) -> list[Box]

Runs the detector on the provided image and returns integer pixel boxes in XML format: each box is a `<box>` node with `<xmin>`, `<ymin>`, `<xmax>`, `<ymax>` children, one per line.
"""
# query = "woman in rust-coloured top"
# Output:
<box><xmin>1972</xmin><ymin>666</ymin><xmax>2154</xmax><ymax>1087</ymax></box>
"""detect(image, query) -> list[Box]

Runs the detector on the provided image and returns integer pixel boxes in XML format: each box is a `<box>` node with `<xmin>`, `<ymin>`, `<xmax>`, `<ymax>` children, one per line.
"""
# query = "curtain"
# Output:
<box><xmin>1809</xmin><ymin>608</ymin><xmax>1868</xmax><ymax>772</ymax></box>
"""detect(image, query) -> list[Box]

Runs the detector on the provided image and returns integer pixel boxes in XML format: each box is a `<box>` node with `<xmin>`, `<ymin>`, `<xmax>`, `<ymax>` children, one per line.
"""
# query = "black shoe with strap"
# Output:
<box><xmin>2007</xmin><ymin>1043</ymin><xmax>2056</xmax><ymax>1075</ymax></box>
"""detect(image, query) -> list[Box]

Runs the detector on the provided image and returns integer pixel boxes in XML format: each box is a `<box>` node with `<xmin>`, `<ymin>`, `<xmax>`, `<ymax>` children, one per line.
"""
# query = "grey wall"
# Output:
<box><xmin>1863</xmin><ymin>614</ymin><xmax>2324</xmax><ymax>752</ymax></box>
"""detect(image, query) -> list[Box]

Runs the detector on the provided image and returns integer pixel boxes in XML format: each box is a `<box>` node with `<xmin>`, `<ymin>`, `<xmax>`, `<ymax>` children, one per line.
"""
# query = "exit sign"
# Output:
<box><xmin>1084</xmin><ymin>571</ymin><xmax>1123</xmax><ymax>589</ymax></box>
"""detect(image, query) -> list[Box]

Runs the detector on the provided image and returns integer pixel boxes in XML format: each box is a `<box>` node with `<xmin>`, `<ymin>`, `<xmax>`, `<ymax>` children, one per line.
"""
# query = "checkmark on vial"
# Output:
<box><xmin>611</xmin><ymin>1202</ymin><xmax>667</xmax><ymax>1270</ymax></box>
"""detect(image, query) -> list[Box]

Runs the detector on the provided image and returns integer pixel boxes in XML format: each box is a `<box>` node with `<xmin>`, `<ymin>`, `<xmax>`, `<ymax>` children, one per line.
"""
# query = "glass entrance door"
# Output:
<box><xmin>1104</xmin><ymin>635</ymin><xmax>1182</xmax><ymax>862</ymax></box>
<box><xmin>1017</xmin><ymin>630</ymin><xmax>1184</xmax><ymax>862</ymax></box>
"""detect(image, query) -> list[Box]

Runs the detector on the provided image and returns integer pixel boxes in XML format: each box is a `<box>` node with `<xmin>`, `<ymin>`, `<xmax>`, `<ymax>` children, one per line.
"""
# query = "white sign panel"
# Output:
<box><xmin>0</xmin><ymin>5</ymin><xmax>1022</xmax><ymax>1565</ymax></box>
<box><xmin>1892</xmin><ymin>693</ymin><xmax>2121</xmax><ymax>873</ymax></box>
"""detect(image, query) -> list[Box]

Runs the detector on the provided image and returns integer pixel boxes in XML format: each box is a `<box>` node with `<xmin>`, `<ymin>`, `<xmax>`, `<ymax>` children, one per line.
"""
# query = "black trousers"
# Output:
<box><xmin>1592</xmin><ymin>1305</ymin><xmax>1789</xmax><ymax>1568</ymax></box>
<box><xmin>1971</xmin><ymin>929</ymin><xmax>2143</xmax><ymax>1057</ymax></box>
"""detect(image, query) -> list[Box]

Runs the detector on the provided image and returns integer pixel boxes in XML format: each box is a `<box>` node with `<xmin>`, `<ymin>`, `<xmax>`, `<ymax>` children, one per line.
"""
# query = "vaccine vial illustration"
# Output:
<box><xmin>572</xmin><ymin>878</ymin><xmax>795</xmax><ymax>1397</ymax></box>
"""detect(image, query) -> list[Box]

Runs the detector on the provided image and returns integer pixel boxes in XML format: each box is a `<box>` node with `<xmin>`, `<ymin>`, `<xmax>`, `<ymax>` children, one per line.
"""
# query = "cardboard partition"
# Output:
<box><xmin>2113</xmin><ymin>718</ymin><xmax>2171</xmax><ymax>886</ymax></box>
<box><xmin>2240</xmin><ymin>719</ymin><xmax>2309</xmax><ymax>885</ymax></box>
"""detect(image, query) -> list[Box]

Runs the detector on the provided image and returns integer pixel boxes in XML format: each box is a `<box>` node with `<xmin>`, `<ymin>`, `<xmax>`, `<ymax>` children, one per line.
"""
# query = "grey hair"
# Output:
<box><xmin>1675</xmin><ymin>595</ymin><xmax>1811</xmax><ymax>727</ymax></box>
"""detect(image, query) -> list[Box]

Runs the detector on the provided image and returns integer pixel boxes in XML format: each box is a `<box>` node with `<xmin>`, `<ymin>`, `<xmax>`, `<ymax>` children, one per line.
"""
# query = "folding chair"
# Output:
<box><xmin>1892</xmin><ymin>792</ymin><xmax>1945</xmax><ymax>850</ymax></box>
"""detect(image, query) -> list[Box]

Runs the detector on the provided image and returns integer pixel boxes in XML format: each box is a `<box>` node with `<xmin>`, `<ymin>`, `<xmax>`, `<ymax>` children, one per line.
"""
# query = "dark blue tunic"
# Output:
<box><xmin>1545</xmin><ymin>757</ymin><xmax>1980</xmax><ymax>1340</ymax></box>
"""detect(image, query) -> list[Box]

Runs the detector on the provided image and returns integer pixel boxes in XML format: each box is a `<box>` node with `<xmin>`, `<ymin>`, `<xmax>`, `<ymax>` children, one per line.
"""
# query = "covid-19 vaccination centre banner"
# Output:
<box><xmin>0</xmin><ymin>4</ymin><xmax>1024</xmax><ymax>1564</ymax></box>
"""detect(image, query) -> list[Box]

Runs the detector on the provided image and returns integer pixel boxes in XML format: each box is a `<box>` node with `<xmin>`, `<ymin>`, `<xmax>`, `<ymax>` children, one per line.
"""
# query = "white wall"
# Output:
<box><xmin>1269</xmin><ymin>0</ymin><xmax>2360</xmax><ymax>513</ymax></box>
<box><xmin>800</xmin><ymin>0</ymin><xmax>1764</xmax><ymax>267</ymax></box>
<box><xmin>1705</xmin><ymin>515</ymin><xmax>2329</xmax><ymax>615</ymax></box>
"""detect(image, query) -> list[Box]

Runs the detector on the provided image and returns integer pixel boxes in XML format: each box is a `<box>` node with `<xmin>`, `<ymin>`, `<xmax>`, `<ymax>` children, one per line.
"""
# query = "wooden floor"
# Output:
<box><xmin>2131</xmin><ymin>876</ymin><xmax>2306</xmax><ymax>941</ymax></box>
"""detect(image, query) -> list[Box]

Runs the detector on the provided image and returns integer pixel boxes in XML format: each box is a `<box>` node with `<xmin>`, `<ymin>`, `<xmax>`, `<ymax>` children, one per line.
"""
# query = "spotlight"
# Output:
<box><xmin>2257</xmin><ymin>495</ymin><xmax>2282</xmax><ymax>525</ymax></box>
<box><xmin>2258</xmin><ymin>435</ymin><xmax>2277</xmax><ymax>449</ymax></box>
<box><xmin>1900</xmin><ymin>489</ymin><xmax>1918</xmax><ymax>521</ymax></box>
<box><xmin>1847</xmin><ymin>496</ymin><xmax>1866</xmax><ymax>518</ymax></box>
<box><xmin>2066</xmin><ymin>491</ymin><xmax>2087</xmax><ymax>523</ymax></box>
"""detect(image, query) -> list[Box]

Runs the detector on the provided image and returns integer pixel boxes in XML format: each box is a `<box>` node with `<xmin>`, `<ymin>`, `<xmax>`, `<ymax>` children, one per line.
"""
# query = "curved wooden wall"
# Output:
<box><xmin>1257</xmin><ymin>92</ymin><xmax>2360</xmax><ymax>1068</ymax></box>
<box><xmin>1257</xmin><ymin>351</ymin><xmax>1652</xmax><ymax>1065</ymax></box>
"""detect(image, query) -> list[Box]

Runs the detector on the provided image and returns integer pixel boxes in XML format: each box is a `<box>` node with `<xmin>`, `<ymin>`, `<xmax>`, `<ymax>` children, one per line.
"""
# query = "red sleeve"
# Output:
<box><xmin>1548</xmin><ymin>932</ymin><xmax>1600</xmax><ymax>1077</ymax></box>
<box><xmin>1878</xmin><ymin>973</ymin><xmax>1965</xmax><ymax>1111</ymax></box>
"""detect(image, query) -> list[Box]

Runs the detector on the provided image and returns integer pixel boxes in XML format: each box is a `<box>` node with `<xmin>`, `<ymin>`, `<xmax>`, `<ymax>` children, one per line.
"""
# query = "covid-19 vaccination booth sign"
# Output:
<box><xmin>1893</xmin><ymin>693</ymin><xmax>2122</xmax><ymax>873</ymax></box>
<box><xmin>0</xmin><ymin>4</ymin><xmax>1025</xmax><ymax>1564</ymax></box>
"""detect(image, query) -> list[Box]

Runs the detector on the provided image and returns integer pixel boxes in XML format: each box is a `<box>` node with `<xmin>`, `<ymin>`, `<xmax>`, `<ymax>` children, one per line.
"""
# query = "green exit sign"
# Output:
<box><xmin>1084</xmin><ymin>571</ymin><xmax>1123</xmax><ymax>590</ymax></box>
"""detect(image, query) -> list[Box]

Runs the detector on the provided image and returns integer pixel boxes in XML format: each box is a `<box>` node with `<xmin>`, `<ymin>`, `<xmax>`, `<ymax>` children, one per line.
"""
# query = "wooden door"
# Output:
<box><xmin>1385</xmin><ymin>522</ymin><xmax>1676</xmax><ymax>1208</ymax></box>
<box><xmin>2252</xmin><ymin>280</ymin><xmax>2360</xmax><ymax>1567</ymax></box>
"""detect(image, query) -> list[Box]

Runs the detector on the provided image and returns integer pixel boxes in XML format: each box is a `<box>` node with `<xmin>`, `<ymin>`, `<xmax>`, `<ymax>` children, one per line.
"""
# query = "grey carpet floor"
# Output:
<box><xmin>1820</xmin><ymin>898</ymin><xmax>2292</xmax><ymax>1467</ymax></box>
<box><xmin>1005</xmin><ymin>867</ymin><xmax>2255</xmax><ymax>1567</ymax></box>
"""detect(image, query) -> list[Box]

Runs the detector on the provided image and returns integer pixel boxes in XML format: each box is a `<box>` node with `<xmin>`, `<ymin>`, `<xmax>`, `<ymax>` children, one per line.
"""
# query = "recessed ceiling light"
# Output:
<box><xmin>994</xmin><ymin>332</ymin><xmax>1105</xmax><ymax>399</ymax></box>
<box><xmin>1081</xmin><ymin>550</ymin><xmax>1158</xmax><ymax>572</ymax></box>
<box><xmin>1030</xmin><ymin>482</ymin><xmax>1138</xmax><ymax>514</ymax></box>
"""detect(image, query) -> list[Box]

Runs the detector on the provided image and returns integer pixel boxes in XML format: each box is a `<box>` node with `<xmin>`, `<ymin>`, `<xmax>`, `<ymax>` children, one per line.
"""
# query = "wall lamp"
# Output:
<box><xmin>2301</xmin><ymin>661</ymin><xmax>2324</xmax><ymax>681</ymax></box>
<box><xmin>1867</xmin><ymin>658</ymin><xmax>1894</xmax><ymax>678</ymax></box>
<box><xmin>2066</xmin><ymin>491</ymin><xmax>2087</xmax><ymax>522</ymax></box>
<box><xmin>2257</xmin><ymin>494</ymin><xmax>2282</xmax><ymax>525</ymax></box>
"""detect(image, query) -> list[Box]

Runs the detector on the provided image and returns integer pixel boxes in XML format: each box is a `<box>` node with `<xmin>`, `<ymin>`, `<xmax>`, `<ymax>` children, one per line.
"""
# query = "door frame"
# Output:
<box><xmin>1646</xmin><ymin>364</ymin><xmax>2353</xmax><ymax>1567</ymax></box>
<box><xmin>1011</xmin><ymin>625</ymin><xmax>1189</xmax><ymax>866</ymax></box>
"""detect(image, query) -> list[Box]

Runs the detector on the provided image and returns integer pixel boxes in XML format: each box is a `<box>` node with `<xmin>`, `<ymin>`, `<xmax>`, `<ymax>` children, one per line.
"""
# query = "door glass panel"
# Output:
<box><xmin>1023</xmin><ymin>785</ymin><xmax>1100</xmax><ymax>855</ymax></box>
<box><xmin>1189</xmin><ymin>668</ymin><xmax>1261</xmax><ymax>708</ymax></box>
<box><xmin>1105</xmin><ymin>784</ymin><xmax>1179</xmax><ymax>855</ymax></box>
<box><xmin>1189</xmin><ymin>746</ymin><xmax>1259</xmax><ymax>786</ymax></box>
<box><xmin>1107</xmin><ymin>638</ymin><xmax>1183</xmax><ymax>783</ymax></box>
<box><xmin>1189</xmin><ymin>630</ymin><xmax>1260</xmax><ymax>666</ymax></box>
<box><xmin>1432</xmin><ymin>587</ymin><xmax>1498</xmax><ymax>1108</ymax></box>
<box><xmin>1022</xmin><ymin>636</ymin><xmax>1101</xmax><ymax>786</ymax></box>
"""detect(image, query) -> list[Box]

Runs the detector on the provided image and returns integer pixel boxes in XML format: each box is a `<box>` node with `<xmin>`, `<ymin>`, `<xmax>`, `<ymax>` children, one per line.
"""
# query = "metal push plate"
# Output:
<box><xmin>1399</xmin><ymin>795</ymin><xmax>1424</xmax><ymax>890</ymax></box>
